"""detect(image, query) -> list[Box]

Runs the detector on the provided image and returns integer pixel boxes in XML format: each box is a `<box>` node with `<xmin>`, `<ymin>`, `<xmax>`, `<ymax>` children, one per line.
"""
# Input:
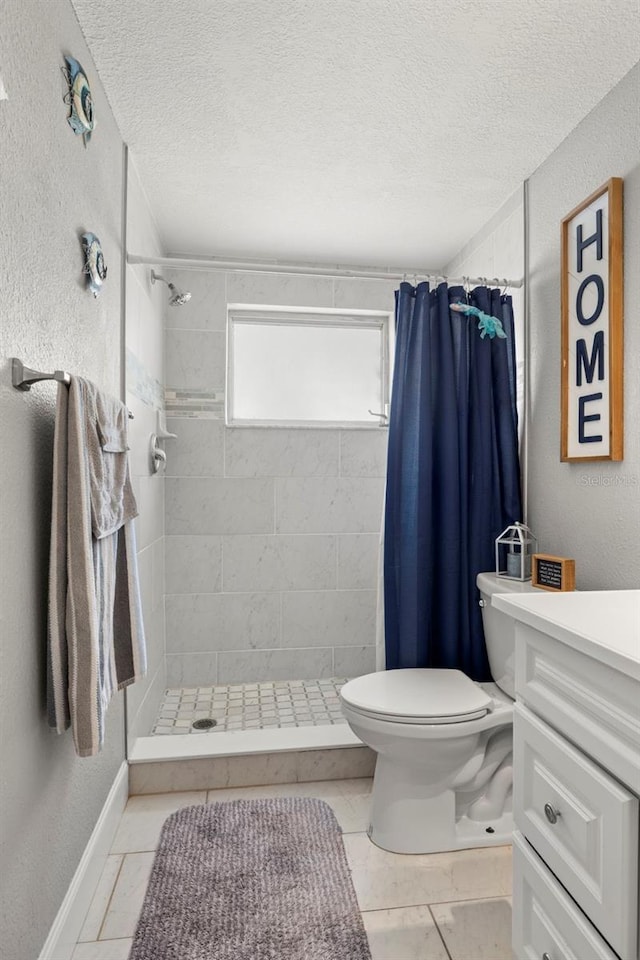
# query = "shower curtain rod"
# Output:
<box><xmin>126</xmin><ymin>254</ymin><xmax>523</xmax><ymax>289</ymax></box>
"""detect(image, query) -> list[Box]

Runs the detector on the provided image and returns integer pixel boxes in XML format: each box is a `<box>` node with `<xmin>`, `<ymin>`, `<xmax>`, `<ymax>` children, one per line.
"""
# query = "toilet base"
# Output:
<box><xmin>367</xmin><ymin>810</ymin><xmax>513</xmax><ymax>854</ymax></box>
<box><xmin>368</xmin><ymin>754</ymin><xmax>513</xmax><ymax>854</ymax></box>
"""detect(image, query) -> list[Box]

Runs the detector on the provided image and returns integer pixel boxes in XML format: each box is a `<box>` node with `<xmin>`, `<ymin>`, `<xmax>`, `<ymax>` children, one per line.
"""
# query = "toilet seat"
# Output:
<box><xmin>340</xmin><ymin>668</ymin><xmax>493</xmax><ymax>725</ymax></box>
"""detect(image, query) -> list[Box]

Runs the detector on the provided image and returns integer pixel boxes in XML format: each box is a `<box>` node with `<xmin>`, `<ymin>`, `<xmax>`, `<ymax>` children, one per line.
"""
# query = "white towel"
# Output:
<box><xmin>47</xmin><ymin>376</ymin><xmax>146</xmax><ymax>757</ymax></box>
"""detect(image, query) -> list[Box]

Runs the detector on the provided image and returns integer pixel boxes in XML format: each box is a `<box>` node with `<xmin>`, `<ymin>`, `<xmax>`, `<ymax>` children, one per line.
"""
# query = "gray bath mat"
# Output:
<box><xmin>129</xmin><ymin>797</ymin><xmax>372</xmax><ymax>960</ymax></box>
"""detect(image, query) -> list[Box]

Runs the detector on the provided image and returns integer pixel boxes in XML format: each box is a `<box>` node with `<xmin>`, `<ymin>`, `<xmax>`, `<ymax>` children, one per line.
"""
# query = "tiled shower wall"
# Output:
<box><xmin>163</xmin><ymin>271</ymin><xmax>393</xmax><ymax>686</ymax></box>
<box><xmin>124</xmin><ymin>158</ymin><xmax>166</xmax><ymax>740</ymax></box>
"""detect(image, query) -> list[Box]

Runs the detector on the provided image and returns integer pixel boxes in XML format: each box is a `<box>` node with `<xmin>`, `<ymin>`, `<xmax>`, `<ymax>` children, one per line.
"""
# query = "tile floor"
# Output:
<box><xmin>72</xmin><ymin>778</ymin><xmax>513</xmax><ymax>960</ymax></box>
<box><xmin>152</xmin><ymin>678</ymin><xmax>349</xmax><ymax>734</ymax></box>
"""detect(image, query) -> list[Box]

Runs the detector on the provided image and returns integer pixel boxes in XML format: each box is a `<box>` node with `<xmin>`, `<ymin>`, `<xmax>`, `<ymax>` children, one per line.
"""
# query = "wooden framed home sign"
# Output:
<box><xmin>561</xmin><ymin>177</ymin><xmax>623</xmax><ymax>461</ymax></box>
<box><xmin>532</xmin><ymin>554</ymin><xmax>576</xmax><ymax>592</ymax></box>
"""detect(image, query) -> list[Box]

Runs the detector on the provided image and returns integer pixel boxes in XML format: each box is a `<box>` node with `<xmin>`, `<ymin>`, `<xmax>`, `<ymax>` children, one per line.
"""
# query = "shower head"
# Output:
<box><xmin>150</xmin><ymin>269</ymin><xmax>192</xmax><ymax>306</ymax></box>
<box><xmin>167</xmin><ymin>284</ymin><xmax>192</xmax><ymax>306</ymax></box>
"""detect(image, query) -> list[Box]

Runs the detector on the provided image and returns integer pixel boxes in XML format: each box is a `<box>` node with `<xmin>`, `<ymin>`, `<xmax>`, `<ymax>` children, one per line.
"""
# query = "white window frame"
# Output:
<box><xmin>226</xmin><ymin>303</ymin><xmax>394</xmax><ymax>429</ymax></box>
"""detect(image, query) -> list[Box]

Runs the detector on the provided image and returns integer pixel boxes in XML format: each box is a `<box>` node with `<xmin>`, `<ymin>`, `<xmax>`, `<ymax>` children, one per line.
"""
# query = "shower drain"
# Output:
<box><xmin>192</xmin><ymin>718</ymin><xmax>218</xmax><ymax>730</ymax></box>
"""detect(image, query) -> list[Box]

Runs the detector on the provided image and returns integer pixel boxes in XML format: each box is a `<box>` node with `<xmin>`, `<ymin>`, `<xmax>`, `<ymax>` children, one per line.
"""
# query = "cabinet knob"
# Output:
<box><xmin>544</xmin><ymin>802</ymin><xmax>561</xmax><ymax>824</ymax></box>
<box><xmin>542</xmin><ymin>953</ymin><xmax>552</xmax><ymax>960</ymax></box>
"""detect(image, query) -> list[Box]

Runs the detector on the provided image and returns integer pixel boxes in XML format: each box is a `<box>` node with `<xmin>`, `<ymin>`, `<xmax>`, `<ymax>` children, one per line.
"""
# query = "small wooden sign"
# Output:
<box><xmin>532</xmin><ymin>554</ymin><xmax>576</xmax><ymax>592</ymax></box>
<box><xmin>561</xmin><ymin>177</ymin><xmax>624</xmax><ymax>461</ymax></box>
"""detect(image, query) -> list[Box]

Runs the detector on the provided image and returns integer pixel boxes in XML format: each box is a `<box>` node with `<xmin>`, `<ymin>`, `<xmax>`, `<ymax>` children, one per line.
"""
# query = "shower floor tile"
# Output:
<box><xmin>151</xmin><ymin>677</ymin><xmax>350</xmax><ymax>735</ymax></box>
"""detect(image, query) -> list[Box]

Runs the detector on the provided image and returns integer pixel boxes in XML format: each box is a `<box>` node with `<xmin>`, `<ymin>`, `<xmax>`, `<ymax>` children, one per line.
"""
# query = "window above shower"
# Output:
<box><xmin>226</xmin><ymin>304</ymin><xmax>394</xmax><ymax>428</ymax></box>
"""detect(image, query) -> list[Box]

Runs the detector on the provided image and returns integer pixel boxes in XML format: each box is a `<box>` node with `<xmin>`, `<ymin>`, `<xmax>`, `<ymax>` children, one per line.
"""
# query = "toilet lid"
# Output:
<box><xmin>340</xmin><ymin>669</ymin><xmax>492</xmax><ymax>724</ymax></box>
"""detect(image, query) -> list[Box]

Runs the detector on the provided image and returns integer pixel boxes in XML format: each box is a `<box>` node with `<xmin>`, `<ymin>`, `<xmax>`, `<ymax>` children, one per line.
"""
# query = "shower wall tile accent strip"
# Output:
<box><xmin>163</xmin><ymin>269</ymin><xmax>391</xmax><ymax>684</ymax></box>
<box><xmin>152</xmin><ymin>678</ymin><xmax>349</xmax><ymax>735</ymax></box>
<box><xmin>164</xmin><ymin>388</ymin><xmax>225</xmax><ymax>419</ymax></box>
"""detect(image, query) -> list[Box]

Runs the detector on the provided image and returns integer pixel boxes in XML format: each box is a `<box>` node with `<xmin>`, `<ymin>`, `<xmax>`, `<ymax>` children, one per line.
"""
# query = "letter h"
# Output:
<box><xmin>576</xmin><ymin>208</ymin><xmax>603</xmax><ymax>273</ymax></box>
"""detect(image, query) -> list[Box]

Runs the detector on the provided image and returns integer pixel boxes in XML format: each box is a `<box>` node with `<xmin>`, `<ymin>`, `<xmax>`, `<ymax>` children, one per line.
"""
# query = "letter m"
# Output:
<box><xmin>576</xmin><ymin>330</ymin><xmax>605</xmax><ymax>386</ymax></box>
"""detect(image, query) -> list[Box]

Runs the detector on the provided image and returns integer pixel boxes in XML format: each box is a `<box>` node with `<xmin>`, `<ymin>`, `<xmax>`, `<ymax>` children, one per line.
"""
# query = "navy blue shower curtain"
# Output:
<box><xmin>383</xmin><ymin>282</ymin><xmax>522</xmax><ymax>678</ymax></box>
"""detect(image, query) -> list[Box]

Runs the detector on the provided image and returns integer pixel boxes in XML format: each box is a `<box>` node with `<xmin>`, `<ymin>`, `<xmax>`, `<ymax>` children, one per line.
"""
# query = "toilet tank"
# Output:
<box><xmin>476</xmin><ymin>572</ymin><xmax>537</xmax><ymax>699</ymax></box>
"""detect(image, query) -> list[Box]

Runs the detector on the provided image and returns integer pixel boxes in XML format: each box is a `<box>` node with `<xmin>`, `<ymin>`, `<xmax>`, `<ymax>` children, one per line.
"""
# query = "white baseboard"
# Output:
<box><xmin>38</xmin><ymin>762</ymin><xmax>129</xmax><ymax>960</ymax></box>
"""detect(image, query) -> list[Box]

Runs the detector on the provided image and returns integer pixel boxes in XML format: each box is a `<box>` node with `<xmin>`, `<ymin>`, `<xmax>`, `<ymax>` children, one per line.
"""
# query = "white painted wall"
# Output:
<box><xmin>445</xmin><ymin>65</ymin><xmax>639</xmax><ymax>588</ymax></box>
<box><xmin>526</xmin><ymin>64</ymin><xmax>640</xmax><ymax>587</ymax></box>
<box><xmin>0</xmin><ymin>2</ymin><xmax>125</xmax><ymax>956</ymax></box>
<box><xmin>444</xmin><ymin>186</ymin><xmax>526</xmax><ymax>443</ymax></box>
<box><xmin>124</xmin><ymin>157</ymin><xmax>167</xmax><ymax>741</ymax></box>
<box><xmin>162</xmin><ymin>272</ymin><xmax>392</xmax><ymax>690</ymax></box>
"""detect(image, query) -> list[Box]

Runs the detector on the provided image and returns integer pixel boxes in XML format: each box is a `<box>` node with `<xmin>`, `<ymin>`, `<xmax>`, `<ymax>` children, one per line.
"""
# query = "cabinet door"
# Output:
<box><xmin>514</xmin><ymin>703</ymin><xmax>638</xmax><ymax>960</ymax></box>
<box><xmin>513</xmin><ymin>831</ymin><xmax>619</xmax><ymax>960</ymax></box>
<box><xmin>515</xmin><ymin>622</ymin><xmax>640</xmax><ymax>794</ymax></box>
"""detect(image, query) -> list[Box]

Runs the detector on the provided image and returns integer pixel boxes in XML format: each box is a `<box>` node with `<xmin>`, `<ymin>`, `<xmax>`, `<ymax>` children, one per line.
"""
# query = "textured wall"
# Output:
<box><xmin>0</xmin><ymin>2</ymin><xmax>126</xmax><ymax>957</ymax></box>
<box><xmin>527</xmin><ymin>65</ymin><xmax>640</xmax><ymax>587</ymax></box>
<box><xmin>124</xmin><ymin>157</ymin><xmax>167</xmax><ymax>741</ymax></box>
<box><xmin>163</xmin><ymin>272</ymin><xmax>391</xmax><ymax>689</ymax></box>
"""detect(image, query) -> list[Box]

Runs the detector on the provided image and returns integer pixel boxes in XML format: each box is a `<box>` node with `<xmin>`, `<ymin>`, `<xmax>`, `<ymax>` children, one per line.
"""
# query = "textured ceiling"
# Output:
<box><xmin>72</xmin><ymin>0</ymin><xmax>639</xmax><ymax>268</ymax></box>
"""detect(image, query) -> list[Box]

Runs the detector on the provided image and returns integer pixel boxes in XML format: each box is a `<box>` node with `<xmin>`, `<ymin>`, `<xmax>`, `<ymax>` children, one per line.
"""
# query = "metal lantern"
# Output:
<box><xmin>495</xmin><ymin>522</ymin><xmax>537</xmax><ymax>581</ymax></box>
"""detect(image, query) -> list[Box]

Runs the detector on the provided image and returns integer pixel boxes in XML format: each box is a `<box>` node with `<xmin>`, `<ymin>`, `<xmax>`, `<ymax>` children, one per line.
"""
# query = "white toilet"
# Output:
<box><xmin>340</xmin><ymin>572</ymin><xmax>535</xmax><ymax>854</ymax></box>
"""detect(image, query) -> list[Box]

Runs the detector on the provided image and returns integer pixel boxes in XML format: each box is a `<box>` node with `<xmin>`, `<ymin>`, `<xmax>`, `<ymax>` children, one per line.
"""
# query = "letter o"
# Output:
<box><xmin>576</xmin><ymin>274</ymin><xmax>604</xmax><ymax>325</ymax></box>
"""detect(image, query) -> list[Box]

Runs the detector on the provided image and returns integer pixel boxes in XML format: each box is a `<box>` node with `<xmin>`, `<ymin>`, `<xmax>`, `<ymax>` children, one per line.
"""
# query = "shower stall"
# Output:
<box><xmin>157</xmin><ymin>265</ymin><xmax>389</xmax><ymax>740</ymax></box>
<box><xmin>123</xmin><ymin>164</ymin><xmax>392</xmax><ymax>767</ymax></box>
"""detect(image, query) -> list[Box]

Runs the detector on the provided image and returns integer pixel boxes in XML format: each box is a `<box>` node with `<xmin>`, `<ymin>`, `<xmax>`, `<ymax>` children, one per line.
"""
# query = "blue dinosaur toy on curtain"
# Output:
<box><xmin>449</xmin><ymin>301</ymin><xmax>507</xmax><ymax>339</ymax></box>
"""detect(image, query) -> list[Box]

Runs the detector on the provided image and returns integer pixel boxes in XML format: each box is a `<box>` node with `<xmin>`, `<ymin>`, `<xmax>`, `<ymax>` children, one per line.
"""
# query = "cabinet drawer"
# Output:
<box><xmin>514</xmin><ymin>703</ymin><xmax>638</xmax><ymax>960</ymax></box>
<box><xmin>513</xmin><ymin>831</ymin><xmax>618</xmax><ymax>960</ymax></box>
<box><xmin>515</xmin><ymin>622</ymin><xmax>640</xmax><ymax>794</ymax></box>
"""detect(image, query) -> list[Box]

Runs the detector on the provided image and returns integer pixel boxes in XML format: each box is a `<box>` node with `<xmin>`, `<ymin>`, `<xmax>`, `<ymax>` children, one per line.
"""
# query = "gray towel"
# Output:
<box><xmin>85</xmin><ymin>381</ymin><xmax>138</xmax><ymax>538</ymax></box>
<box><xmin>47</xmin><ymin>376</ymin><xmax>146</xmax><ymax>757</ymax></box>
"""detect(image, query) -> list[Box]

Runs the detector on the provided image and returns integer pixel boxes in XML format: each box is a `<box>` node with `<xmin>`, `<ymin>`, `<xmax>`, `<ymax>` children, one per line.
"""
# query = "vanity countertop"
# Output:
<box><xmin>494</xmin><ymin>589</ymin><xmax>640</xmax><ymax>679</ymax></box>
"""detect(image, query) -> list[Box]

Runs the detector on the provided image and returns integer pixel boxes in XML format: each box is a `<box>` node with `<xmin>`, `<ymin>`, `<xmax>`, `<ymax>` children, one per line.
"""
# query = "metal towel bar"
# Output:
<box><xmin>11</xmin><ymin>358</ymin><xmax>134</xmax><ymax>418</ymax></box>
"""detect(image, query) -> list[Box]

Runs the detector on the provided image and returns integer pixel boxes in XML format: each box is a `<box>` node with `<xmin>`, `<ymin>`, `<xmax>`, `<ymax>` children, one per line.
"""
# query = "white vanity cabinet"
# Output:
<box><xmin>493</xmin><ymin>590</ymin><xmax>640</xmax><ymax>960</ymax></box>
